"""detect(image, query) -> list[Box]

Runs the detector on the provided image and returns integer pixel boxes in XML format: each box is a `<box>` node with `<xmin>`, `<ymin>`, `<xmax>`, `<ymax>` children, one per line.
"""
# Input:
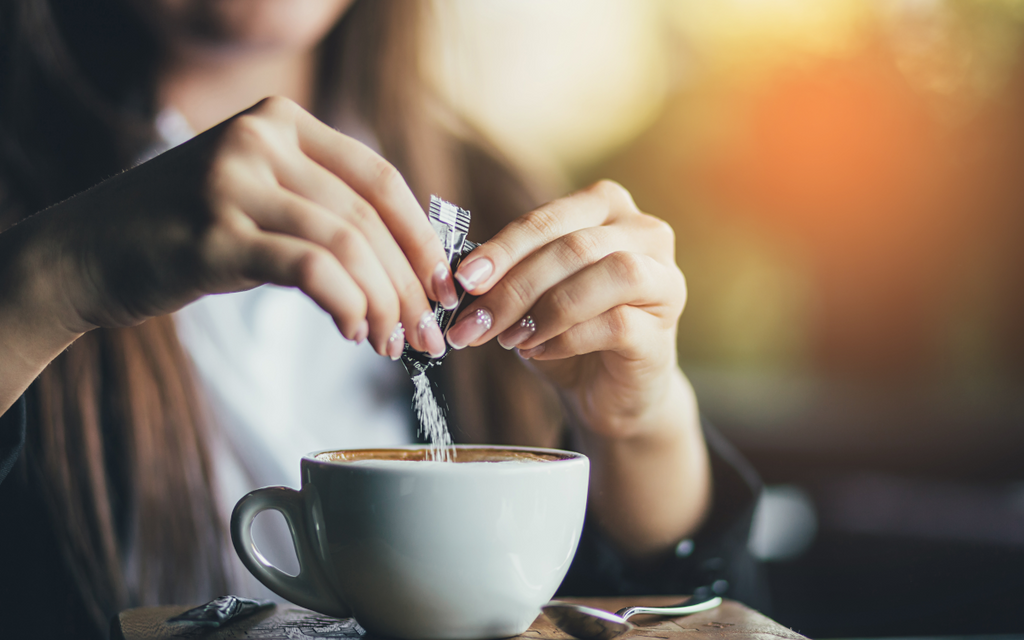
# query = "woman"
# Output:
<box><xmin>0</xmin><ymin>0</ymin><xmax>762</xmax><ymax>637</ymax></box>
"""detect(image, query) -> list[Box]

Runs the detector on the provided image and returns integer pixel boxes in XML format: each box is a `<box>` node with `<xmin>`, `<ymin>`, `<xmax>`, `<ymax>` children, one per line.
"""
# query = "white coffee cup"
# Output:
<box><xmin>230</xmin><ymin>445</ymin><xmax>589</xmax><ymax>640</ymax></box>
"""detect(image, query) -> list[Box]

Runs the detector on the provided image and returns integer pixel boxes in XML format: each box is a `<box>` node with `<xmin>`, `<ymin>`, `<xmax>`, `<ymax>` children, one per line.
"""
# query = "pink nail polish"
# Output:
<box><xmin>433</xmin><ymin>261</ymin><xmax>460</xmax><ymax>310</ymax></box>
<box><xmin>446</xmin><ymin>308</ymin><xmax>493</xmax><ymax>350</ymax></box>
<box><xmin>387</xmin><ymin>322</ymin><xmax>405</xmax><ymax>360</ymax></box>
<box><xmin>518</xmin><ymin>343</ymin><xmax>546</xmax><ymax>359</ymax></box>
<box><xmin>497</xmin><ymin>315</ymin><xmax>536</xmax><ymax>350</ymax></box>
<box><xmin>455</xmin><ymin>258</ymin><xmax>494</xmax><ymax>293</ymax></box>
<box><xmin>418</xmin><ymin>310</ymin><xmax>446</xmax><ymax>358</ymax></box>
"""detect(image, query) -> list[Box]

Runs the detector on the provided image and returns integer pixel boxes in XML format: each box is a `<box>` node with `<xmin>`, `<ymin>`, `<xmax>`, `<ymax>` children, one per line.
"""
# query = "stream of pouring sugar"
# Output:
<box><xmin>411</xmin><ymin>373</ymin><xmax>455</xmax><ymax>462</ymax></box>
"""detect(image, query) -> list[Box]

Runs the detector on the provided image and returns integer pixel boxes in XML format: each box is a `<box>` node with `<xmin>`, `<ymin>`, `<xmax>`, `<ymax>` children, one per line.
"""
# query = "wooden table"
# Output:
<box><xmin>112</xmin><ymin>596</ymin><xmax>807</xmax><ymax>640</ymax></box>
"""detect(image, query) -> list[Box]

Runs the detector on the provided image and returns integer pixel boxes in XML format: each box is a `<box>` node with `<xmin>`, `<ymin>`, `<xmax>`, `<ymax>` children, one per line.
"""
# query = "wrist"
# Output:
<box><xmin>574</xmin><ymin>369</ymin><xmax>704</xmax><ymax>480</ymax></box>
<box><xmin>0</xmin><ymin>208</ymin><xmax>89</xmax><ymax>411</ymax></box>
<box><xmin>576</xmin><ymin>369</ymin><xmax>712</xmax><ymax>559</ymax></box>
<box><xmin>574</xmin><ymin>366</ymin><xmax>698</xmax><ymax>445</ymax></box>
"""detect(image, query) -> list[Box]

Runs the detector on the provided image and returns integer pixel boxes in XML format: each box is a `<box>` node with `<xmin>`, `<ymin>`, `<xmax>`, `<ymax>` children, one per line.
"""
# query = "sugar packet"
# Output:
<box><xmin>400</xmin><ymin>196</ymin><xmax>478</xmax><ymax>377</ymax></box>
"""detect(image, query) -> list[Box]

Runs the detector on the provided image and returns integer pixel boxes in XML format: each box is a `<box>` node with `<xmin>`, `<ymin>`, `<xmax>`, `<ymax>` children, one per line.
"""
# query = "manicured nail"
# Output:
<box><xmin>353</xmin><ymin>319</ymin><xmax>369</xmax><ymax>345</ymax></box>
<box><xmin>433</xmin><ymin>261</ymin><xmax>460</xmax><ymax>310</ymax></box>
<box><xmin>518</xmin><ymin>343</ymin><xmax>546</xmax><ymax>359</ymax></box>
<box><xmin>455</xmin><ymin>258</ymin><xmax>494</xmax><ymax>293</ymax></box>
<box><xmin>387</xmin><ymin>322</ymin><xmax>405</xmax><ymax>360</ymax></box>
<box><xmin>446</xmin><ymin>308</ymin><xmax>493</xmax><ymax>350</ymax></box>
<box><xmin>497</xmin><ymin>315</ymin><xmax>536</xmax><ymax>350</ymax></box>
<box><xmin>418</xmin><ymin>310</ymin><xmax>446</xmax><ymax>358</ymax></box>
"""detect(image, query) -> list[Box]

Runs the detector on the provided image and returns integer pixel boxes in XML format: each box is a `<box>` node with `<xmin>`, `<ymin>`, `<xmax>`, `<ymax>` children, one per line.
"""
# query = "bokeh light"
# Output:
<box><xmin>431</xmin><ymin>0</ymin><xmax>1024</xmax><ymax>468</ymax></box>
<box><xmin>431</xmin><ymin>5</ymin><xmax>1024</xmax><ymax>632</ymax></box>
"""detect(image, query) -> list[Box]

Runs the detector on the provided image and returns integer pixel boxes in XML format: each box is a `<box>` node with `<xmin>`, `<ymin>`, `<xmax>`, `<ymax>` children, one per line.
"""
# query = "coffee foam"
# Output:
<box><xmin>343</xmin><ymin>459</ymin><xmax>544</xmax><ymax>470</ymax></box>
<box><xmin>316</xmin><ymin>448</ymin><xmax>569</xmax><ymax>465</ymax></box>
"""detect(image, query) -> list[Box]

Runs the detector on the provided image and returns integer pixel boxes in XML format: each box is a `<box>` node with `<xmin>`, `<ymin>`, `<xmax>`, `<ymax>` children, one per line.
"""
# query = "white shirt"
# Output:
<box><xmin>175</xmin><ymin>286</ymin><xmax>413</xmax><ymax>486</ymax></box>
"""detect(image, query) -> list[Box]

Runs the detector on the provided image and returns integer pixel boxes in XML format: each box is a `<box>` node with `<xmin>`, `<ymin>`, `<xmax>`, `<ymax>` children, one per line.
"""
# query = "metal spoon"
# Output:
<box><xmin>542</xmin><ymin>590</ymin><xmax>723</xmax><ymax>640</ymax></box>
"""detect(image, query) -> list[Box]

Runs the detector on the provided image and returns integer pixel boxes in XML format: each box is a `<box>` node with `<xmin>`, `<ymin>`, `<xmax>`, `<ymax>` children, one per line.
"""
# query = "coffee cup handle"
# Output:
<box><xmin>230</xmin><ymin>486</ymin><xmax>350</xmax><ymax>617</ymax></box>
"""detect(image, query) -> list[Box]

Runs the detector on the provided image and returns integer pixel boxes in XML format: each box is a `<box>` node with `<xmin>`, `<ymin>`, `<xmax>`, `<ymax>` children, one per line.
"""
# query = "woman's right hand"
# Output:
<box><xmin>40</xmin><ymin>96</ymin><xmax>455</xmax><ymax>359</ymax></box>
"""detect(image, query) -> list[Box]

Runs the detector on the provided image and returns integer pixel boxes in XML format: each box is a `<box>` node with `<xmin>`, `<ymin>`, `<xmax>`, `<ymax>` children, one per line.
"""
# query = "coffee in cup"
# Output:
<box><xmin>230</xmin><ymin>445</ymin><xmax>589</xmax><ymax>640</ymax></box>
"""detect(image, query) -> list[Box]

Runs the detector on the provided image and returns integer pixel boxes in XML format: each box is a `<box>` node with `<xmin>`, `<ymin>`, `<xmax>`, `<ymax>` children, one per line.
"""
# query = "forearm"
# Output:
<box><xmin>0</xmin><ymin>209</ymin><xmax>87</xmax><ymax>414</ymax></box>
<box><xmin>577</xmin><ymin>369</ymin><xmax>711</xmax><ymax>563</ymax></box>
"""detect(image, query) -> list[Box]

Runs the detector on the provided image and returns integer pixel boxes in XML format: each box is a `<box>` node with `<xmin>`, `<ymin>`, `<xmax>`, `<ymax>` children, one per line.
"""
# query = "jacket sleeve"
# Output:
<box><xmin>0</xmin><ymin>394</ymin><xmax>27</xmax><ymax>486</ymax></box>
<box><xmin>557</xmin><ymin>419</ymin><xmax>769</xmax><ymax>609</ymax></box>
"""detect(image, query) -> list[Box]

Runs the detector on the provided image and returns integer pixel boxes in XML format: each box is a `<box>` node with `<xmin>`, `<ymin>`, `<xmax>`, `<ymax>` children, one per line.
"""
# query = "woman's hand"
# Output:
<box><xmin>0</xmin><ymin>96</ymin><xmax>455</xmax><ymax>414</ymax></box>
<box><xmin>58</xmin><ymin>97</ymin><xmax>456</xmax><ymax>358</ymax></box>
<box><xmin>447</xmin><ymin>180</ymin><xmax>687</xmax><ymax>436</ymax></box>
<box><xmin>445</xmin><ymin>180</ymin><xmax>709</xmax><ymax>559</ymax></box>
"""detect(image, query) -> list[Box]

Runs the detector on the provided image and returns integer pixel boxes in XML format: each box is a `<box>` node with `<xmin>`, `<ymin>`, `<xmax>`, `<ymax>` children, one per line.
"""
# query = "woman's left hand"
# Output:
<box><xmin>446</xmin><ymin>180</ymin><xmax>686</xmax><ymax>439</ymax></box>
<box><xmin>447</xmin><ymin>180</ymin><xmax>709</xmax><ymax>559</ymax></box>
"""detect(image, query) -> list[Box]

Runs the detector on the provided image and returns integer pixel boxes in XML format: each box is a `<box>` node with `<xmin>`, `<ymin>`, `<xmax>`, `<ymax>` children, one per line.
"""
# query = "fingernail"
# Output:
<box><xmin>498</xmin><ymin>315</ymin><xmax>536</xmax><ymax>350</ymax></box>
<box><xmin>387</xmin><ymin>322</ymin><xmax>405</xmax><ymax>360</ymax></box>
<box><xmin>518</xmin><ymin>343</ymin><xmax>546</xmax><ymax>359</ymax></box>
<box><xmin>446</xmin><ymin>308</ymin><xmax>493</xmax><ymax>350</ymax></box>
<box><xmin>433</xmin><ymin>261</ymin><xmax>460</xmax><ymax>310</ymax></box>
<box><xmin>418</xmin><ymin>310</ymin><xmax>446</xmax><ymax>358</ymax></box>
<box><xmin>353</xmin><ymin>320</ymin><xmax>369</xmax><ymax>345</ymax></box>
<box><xmin>455</xmin><ymin>258</ymin><xmax>494</xmax><ymax>293</ymax></box>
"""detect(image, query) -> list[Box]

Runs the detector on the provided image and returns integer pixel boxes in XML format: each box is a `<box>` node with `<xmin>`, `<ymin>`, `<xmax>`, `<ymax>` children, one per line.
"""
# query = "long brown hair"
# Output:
<box><xmin>0</xmin><ymin>0</ymin><xmax>562</xmax><ymax>635</ymax></box>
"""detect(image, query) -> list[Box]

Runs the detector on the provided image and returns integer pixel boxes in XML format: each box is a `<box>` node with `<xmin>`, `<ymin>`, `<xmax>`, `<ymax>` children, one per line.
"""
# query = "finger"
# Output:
<box><xmin>518</xmin><ymin>306</ymin><xmax>654</xmax><ymax>361</ymax></box>
<box><xmin>283</xmin><ymin>103</ymin><xmax>457</xmax><ymax>307</ymax></box>
<box><xmin>445</xmin><ymin>223</ymin><xmax>651</xmax><ymax>350</ymax></box>
<box><xmin>246</xmin><ymin>191</ymin><xmax>399</xmax><ymax>352</ymax></box>
<box><xmin>274</xmin><ymin>152</ymin><xmax>448</xmax><ymax>331</ymax></box>
<box><xmin>500</xmin><ymin>252</ymin><xmax>677</xmax><ymax>352</ymax></box>
<box><xmin>453</xmin><ymin>180</ymin><xmax>638</xmax><ymax>295</ymax></box>
<box><xmin>246</xmin><ymin>189</ymin><xmax>443</xmax><ymax>356</ymax></box>
<box><xmin>446</xmin><ymin>246</ymin><xmax>671</xmax><ymax>354</ymax></box>
<box><xmin>238</xmin><ymin>231</ymin><xmax>369</xmax><ymax>341</ymax></box>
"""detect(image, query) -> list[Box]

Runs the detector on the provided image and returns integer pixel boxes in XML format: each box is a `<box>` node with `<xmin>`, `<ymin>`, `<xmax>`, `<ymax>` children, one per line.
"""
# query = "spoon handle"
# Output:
<box><xmin>616</xmin><ymin>595</ymin><xmax>722</xmax><ymax>620</ymax></box>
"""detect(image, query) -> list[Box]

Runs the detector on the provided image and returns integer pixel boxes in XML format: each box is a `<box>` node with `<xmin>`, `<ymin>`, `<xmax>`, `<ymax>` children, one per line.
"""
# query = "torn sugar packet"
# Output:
<box><xmin>401</xmin><ymin>196</ymin><xmax>478</xmax><ymax>377</ymax></box>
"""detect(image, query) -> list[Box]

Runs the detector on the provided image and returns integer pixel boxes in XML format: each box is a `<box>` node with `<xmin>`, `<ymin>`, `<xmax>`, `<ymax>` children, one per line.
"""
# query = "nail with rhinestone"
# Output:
<box><xmin>498</xmin><ymin>314</ymin><xmax>536</xmax><ymax>350</ymax></box>
<box><xmin>446</xmin><ymin>308</ymin><xmax>493</xmax><ymax>350</ymax></box>
<box><xmin>387</xmin><ymin>322</ymin><xmax>405</xmax><ymax>360</ymax></box>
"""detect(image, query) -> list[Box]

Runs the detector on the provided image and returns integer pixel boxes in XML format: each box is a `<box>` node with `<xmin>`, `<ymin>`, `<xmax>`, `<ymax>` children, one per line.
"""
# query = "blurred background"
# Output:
<box><xmin>430</xmin><ymin>1</ymin><xmax>1024</xmax><ymax>636</ymax></box>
